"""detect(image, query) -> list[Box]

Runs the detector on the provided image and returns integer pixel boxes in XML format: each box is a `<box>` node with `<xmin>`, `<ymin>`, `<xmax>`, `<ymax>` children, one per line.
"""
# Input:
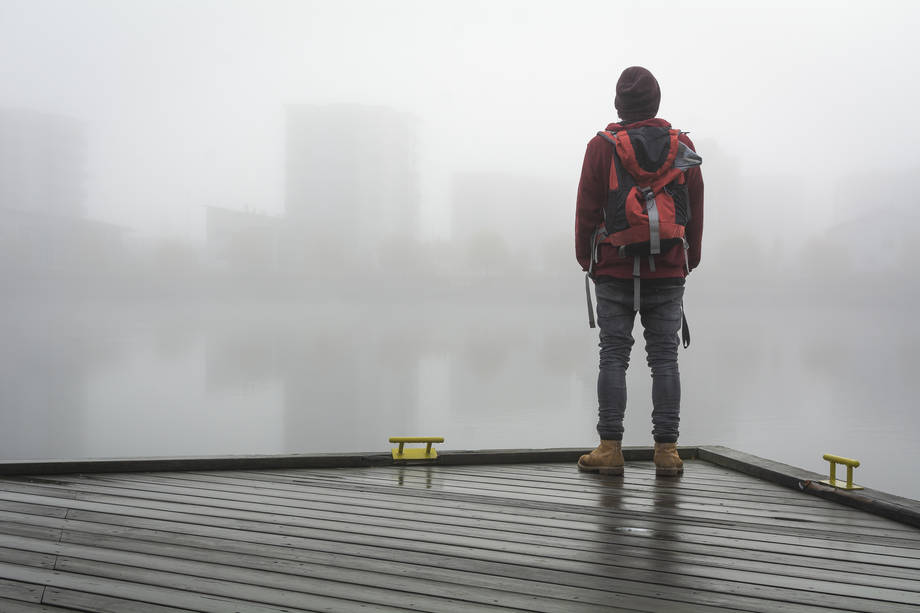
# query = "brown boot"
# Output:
<box><xmin>577</xmin><ymin>440</ymin><xmax>624</xmax><ymax>475</ymax></box>
<box><xmin>654</xmin><ymin>442</ymin><xmax>684</xmax><ymax>476</ymax></box>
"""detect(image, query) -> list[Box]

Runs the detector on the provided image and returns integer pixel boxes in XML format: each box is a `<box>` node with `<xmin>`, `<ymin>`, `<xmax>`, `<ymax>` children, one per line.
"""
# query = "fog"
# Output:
<box><xmin>1</xmin><ymin>1</ymin><xmax>919</xmax><ymax>498</ymax></box>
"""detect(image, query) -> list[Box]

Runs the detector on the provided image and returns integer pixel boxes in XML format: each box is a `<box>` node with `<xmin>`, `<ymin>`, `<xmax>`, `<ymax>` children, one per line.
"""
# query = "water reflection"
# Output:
<box><xmin>396</xmin><ymin>466</ymin><xmax>433</xmax><ymax>489</ymax></box>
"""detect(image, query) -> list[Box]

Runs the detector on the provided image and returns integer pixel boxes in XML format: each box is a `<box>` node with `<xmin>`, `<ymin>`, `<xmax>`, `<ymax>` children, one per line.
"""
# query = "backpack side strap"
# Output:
<box><xmin>632</xmin><ymin>256</ymin><xmax>641</xmax><ymax>312</ymax></box>
<box><xmin>585</xmin><ymin>226</ymin><xmax>606</xmax><ymax>328</ymax></box>
<box><xmin>585</xmin><ymin>273</ymin><xmax>596</xmax><ymax>329</ymax></box>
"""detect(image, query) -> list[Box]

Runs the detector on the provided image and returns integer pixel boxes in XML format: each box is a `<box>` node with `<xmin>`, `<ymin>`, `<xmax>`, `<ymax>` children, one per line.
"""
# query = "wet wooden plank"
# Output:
<box><xmin>101</xmin><ymin>469</ymin><xmax>920</xmax><ymax>554</ymax></box>
<box><xmin>1</xmin><ymin>459</ymin><xmax>919</xmax><ymax>612</ymax></box>
<box><xmin>0</xmin><ymin>596</ymin><xmax>72</xmax><ymax>612</ymax></box>
<box><xmin>42</xmin><ymin>588</ymin><xmax>198</xmax><ymax>613</ymax></box>
<box><xmin>56</xmin><ymin>525</ymin><xmax>735</xmax><ymax>613</ymax></box>
<box><xmin>1</xmin><ymin>478</ymin><xmax>912</xmax><ymax>570</ymax></box>
<box><xmin>14</xmin><ymin>471</ymin><xmax>893</xmax><ymax>540</ymax></box>
<box><xmin>6</xmin><ymin>488</ymin><xmax>919</xmax><ymax>595</ymax></box>
<box><xmin>179</xmin><ymin>469</ymin><xmax>844</xmax><ymax>512</ymax></box>
<box><xmin>48</xmin><ymin>549</ymin><xmax>536</xmax><ymax>613</ymax></box>
<box><xmin>186</xmin><ymin>470</ymin><xmax>920</xmax><ymax>548</ymax></box>
<box><xmin>34</xmin><ymin>470</ymin><xmax>849</xmax><ymax>527</ymax></box>
<box><xmin>1</xmin><ymin>488</ymin><xmax>912</xmax><ymax>612</ymax></box>
<box><xmin>1</xmin><ymin>531</ymin><xmax>601</xmax><ymax>613</ymax></box>
<box><xmin>244</xmin><ymin>461</ymin><xmax>839</xmax><ymax>499</ymax></box>
<box><xmin>13</xmin><ymin>473</ymin><xmax>920</xmax><ymax>584</ymax></box>
<box><xmin>59</xmin><ymin>472</ymin><xmax>848</xmax><ymax>528</ymax></box>
<box><xmin>259</xmin><ymin>465</ymin><xmax>912</xmax><ymax>527</ymax></box>
<box><xmin>1</xmin><ymin>511</ymin><xmax>746</xmax><ymax>613</ymax></box>
<box><xmin>0</xmin><ymin>577</ymin><xmax>44</xmax><ymax>604</ymax></box>
<box><xmin>3</xmin><ymin>498</ymin><xmax>916</xmax><ymax>610</ymax></box>
<box><xmin>290</xmin><ymin>459</ymin><xmax>868</xmax><ymax>497</ymax></box>
<box><xmin>0</xmin><ymin>562</ymin><xmax>316</xmax><ymax>612</ymax></box>
<box><xmin>102</xmin><ymin>469</ymin><xmax>900</xmax><ymax>535</ymax></box>
<box><xmin>56</xmin><ymin>509</ymin><xmax>919</xmax><ymax>596</ymax></box>
<box><xmin>393</xmin><ymin>461</ymin><xmax>843</xmax><ymax>499</ymax></box>
<box><xmin>24</xmin><ymin>510</ymin><xmax>848</xmax><ymax>613</ymax></box>
<box><xmin>18</xmin><ymin>470</ymin><xmax>882</xmax><ymax>535</ymax></box>
<box><xmin>0</xmin><ymin>546</ymin><xmax>56</xmax><ymax>570</ymax></box>
<box><xmin>232</xmin><ymin>464</ymin><xmax>840</xmax><ymax>507</ymax></box>
<box><xmin>0</xmin><ymin>520</ymin><xmax>63</xmax><ymax>543</ymax></box>
<box><xmin>398</xmin><ymin>461</ymin><xmax>857</xmax><ymax>497</ymax></box>
<box><xmin>10</xmin><ymin>503</ymin><xmax>915</xmax><ymax>598</ymax></box>
<box><xmin>0</xmin><ymin>499</ymin><xmax>70</xmax><ymax>519</ymax></box>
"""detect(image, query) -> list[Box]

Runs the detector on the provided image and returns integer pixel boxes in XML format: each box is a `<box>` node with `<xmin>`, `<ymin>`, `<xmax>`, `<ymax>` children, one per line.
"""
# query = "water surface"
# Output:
<box><xmin>2</xmin><ymin>285</ymin><xmax>916</xmax><ymax>500</ymax></box>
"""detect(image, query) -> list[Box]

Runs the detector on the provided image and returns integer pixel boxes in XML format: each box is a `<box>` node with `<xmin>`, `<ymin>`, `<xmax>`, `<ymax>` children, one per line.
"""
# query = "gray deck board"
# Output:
<box><xmin>1</xmin><ymin>512</ymin><xmax>730</xmax><ymax>613</ymax></box>
<box><xmin>84</xmin><ymin>471</ymin><xmax>920</xmax><ymax>562</ymax></box>
<box><xmin>256</xmin><ymin>466</ymin><xmax>914</xmax><ymax>528</ymax></box>
<box><xmin>4</xmin><ymin>474</ymin><xmax>900</xmax><ymax>548</ymax></box>
<box><xmin>18</xmin><ymin>472</ymin><xmax>920</xmax><ymax>578</ymax></box>
<box><xmin>0</xmin><ymin>577</ymin><xmax>44</xmax><ymax>604</ymax></box>
<box><xmin>0</xmin><ymin>596</ymin><xmax>71</xmax><ymax>612</ymax></box>
<box><xmin>42</xmin><ymin>588</ymin><xmax>199</xmax><ymax>613</ymax></box>
<box><xmin>0</xmin><ymin>507</ymin><xmax>889</xmax><ymax>613</ymax></box>
<box><xmin>0</xmin><ymin>459</ymin><xmax>918</xmax><ymax>612</ymax></box>
<box><xmin>0</xmin><ymin>481</ymin><xmax>912</xmax><ymax>578</ymax></box>
<box><xmin>6</xmin><ymin>474</ymin><xmax>920</xmax><ymax>589</ymax></box>
<box><xmin>189</xmin><ymin>468</ymin><xmax>920</xmax><ymax>548</ymax></box>
<box><xmin>0</xmin><ymin>546</ymin><xmax>57</xmax><ymax>570</ymax></box>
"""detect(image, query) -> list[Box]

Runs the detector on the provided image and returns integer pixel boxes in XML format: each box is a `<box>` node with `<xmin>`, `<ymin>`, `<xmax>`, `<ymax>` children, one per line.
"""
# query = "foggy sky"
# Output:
<box><xmin>2</xmin><ymin>0</ymin><xmax>918</xmax><ymax>242</ymax></box>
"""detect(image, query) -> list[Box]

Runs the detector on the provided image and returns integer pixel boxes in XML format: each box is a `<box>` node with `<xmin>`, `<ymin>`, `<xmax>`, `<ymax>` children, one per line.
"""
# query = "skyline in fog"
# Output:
<box><xmin>2</xmin><ymin>0</ymin><xmax>919</xmax><ymax>245</ymax></box>
<box><xmin>2</xmin><ymin>1</ymin><xmax>920</xmax><ymax>499</ymax></box>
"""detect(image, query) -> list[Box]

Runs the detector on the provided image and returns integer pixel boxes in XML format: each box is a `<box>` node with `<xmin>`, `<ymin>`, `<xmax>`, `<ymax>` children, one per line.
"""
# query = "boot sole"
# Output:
<box><xmin>655</xmin><ymin>467</ymin><xmax>684</xmax><ymax>477</ymax></box>
<box><xmin>577</xmin><ymin>460</ymin><xmax>624</xmax><ymax>476</ymax></box>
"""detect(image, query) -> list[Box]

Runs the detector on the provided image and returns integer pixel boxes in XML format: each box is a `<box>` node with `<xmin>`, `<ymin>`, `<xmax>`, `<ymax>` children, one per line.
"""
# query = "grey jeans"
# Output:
<box><xmin>594</xmin><ymin>277</ymin><xmax>685</xmax><ymax>443</ymax></box>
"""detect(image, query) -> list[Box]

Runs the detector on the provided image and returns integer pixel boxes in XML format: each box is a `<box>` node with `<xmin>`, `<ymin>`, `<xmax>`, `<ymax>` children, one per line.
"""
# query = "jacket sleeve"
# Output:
<box><xmin>680</xmin><ymin>134</ymin><xmax>704</xmax><ymax>271</ymax></box>
<box><xmin>575</xmin><ymin>137</ymin><xmax>607</xmax><ymax>271</ymax></box>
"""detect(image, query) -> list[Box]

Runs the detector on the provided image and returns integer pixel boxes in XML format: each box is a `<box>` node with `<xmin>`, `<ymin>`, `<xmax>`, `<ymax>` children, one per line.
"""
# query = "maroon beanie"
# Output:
<box><xmin>614</xmin><ymin>66</ymin><xmax>661</xmax><ymax>121</ymax></box>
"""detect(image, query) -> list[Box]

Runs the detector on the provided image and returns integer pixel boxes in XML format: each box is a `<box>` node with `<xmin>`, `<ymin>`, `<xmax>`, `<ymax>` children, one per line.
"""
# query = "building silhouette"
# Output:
<box><xmin>285</xmin><ymin>104</ymin><xmax>419</xmax><ymax>271</ymax></box>
<box><xmin>0</xmin><ymin>109</ymin><xmax>86</xmax><ymax>218</ymax></box>
<box><xmin>205</xmin><ymin>205</ymin><xmax>281</xmax><ymax>273</ymax></box>
<box><xmin>0</xmin><ymin>109</ymin><xmax>127</xmax><ymax>276</ymax></box>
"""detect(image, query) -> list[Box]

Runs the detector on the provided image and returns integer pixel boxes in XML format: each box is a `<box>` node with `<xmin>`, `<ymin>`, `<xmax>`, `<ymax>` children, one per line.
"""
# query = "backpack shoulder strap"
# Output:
<box><xmin>596</xmin><ymin>130</ymin><xmax>631</xmax><ymax>192</ymax></box>
<box><xmin>597</xmin><ymin>130</ymin><xmax>618</xmax><ymax>146</ymax></box>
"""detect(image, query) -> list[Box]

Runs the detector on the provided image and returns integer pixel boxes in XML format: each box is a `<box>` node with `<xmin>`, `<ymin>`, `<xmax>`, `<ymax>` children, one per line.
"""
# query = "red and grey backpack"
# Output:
<box><xmin>585</xmin><ymin>125</ymin><xmax>702</xmax><ymax>327</ymax></box>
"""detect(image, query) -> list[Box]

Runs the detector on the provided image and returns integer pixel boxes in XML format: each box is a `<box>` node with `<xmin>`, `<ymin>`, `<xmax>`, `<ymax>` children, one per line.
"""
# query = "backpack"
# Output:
<box><xmin>585</xmin><ymin>126</ymin><xmax>702</xmax><ymax>333</ymax></box>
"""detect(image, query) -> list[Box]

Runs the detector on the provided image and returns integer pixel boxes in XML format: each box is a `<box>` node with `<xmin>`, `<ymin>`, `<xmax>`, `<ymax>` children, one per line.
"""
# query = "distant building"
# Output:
<box><xmin>285</xmin><ymin>104</ymin><xmax>419</xmax><ymax>270</ymax></box>
<box><xmin>0</xmin><ymin>206</ymin><xmax>126</xmax><ymax>274</ymax></box>
<box><xmin>0</xmin><ymin>109</ymin><xmax>130</xmax><ymax>275</ymax></box>
<box><xmin>0</xmin><ymin>109</ymin><xmax>86</xmax><ymax>218</ymax></box>
<box><xmin>205</xmin><ymin>206</ymin><xmax>281</xmax><ymax>272</ymax></box>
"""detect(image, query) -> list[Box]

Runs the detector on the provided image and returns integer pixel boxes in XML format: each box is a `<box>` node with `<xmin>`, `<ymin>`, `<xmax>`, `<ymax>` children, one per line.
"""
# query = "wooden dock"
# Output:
<box><xmin>0</xmin><ymin>447</ymin><xmax>918</xmax><ymax>612</ymax></box>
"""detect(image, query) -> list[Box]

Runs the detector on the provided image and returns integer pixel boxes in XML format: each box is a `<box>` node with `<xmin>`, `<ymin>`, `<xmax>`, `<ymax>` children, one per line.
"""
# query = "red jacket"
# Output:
<box><xmin>575</xmin><ymin>118</ymin><xmax>704</xmax><ymax>278</ymax></box>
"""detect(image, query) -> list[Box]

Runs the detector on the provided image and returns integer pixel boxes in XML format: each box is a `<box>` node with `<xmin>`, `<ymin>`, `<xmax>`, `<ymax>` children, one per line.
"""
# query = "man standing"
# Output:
<box><xmin>575</xmin><ymin>66</ymin><xmax>704</xmax><ymax>476</ymax></box>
